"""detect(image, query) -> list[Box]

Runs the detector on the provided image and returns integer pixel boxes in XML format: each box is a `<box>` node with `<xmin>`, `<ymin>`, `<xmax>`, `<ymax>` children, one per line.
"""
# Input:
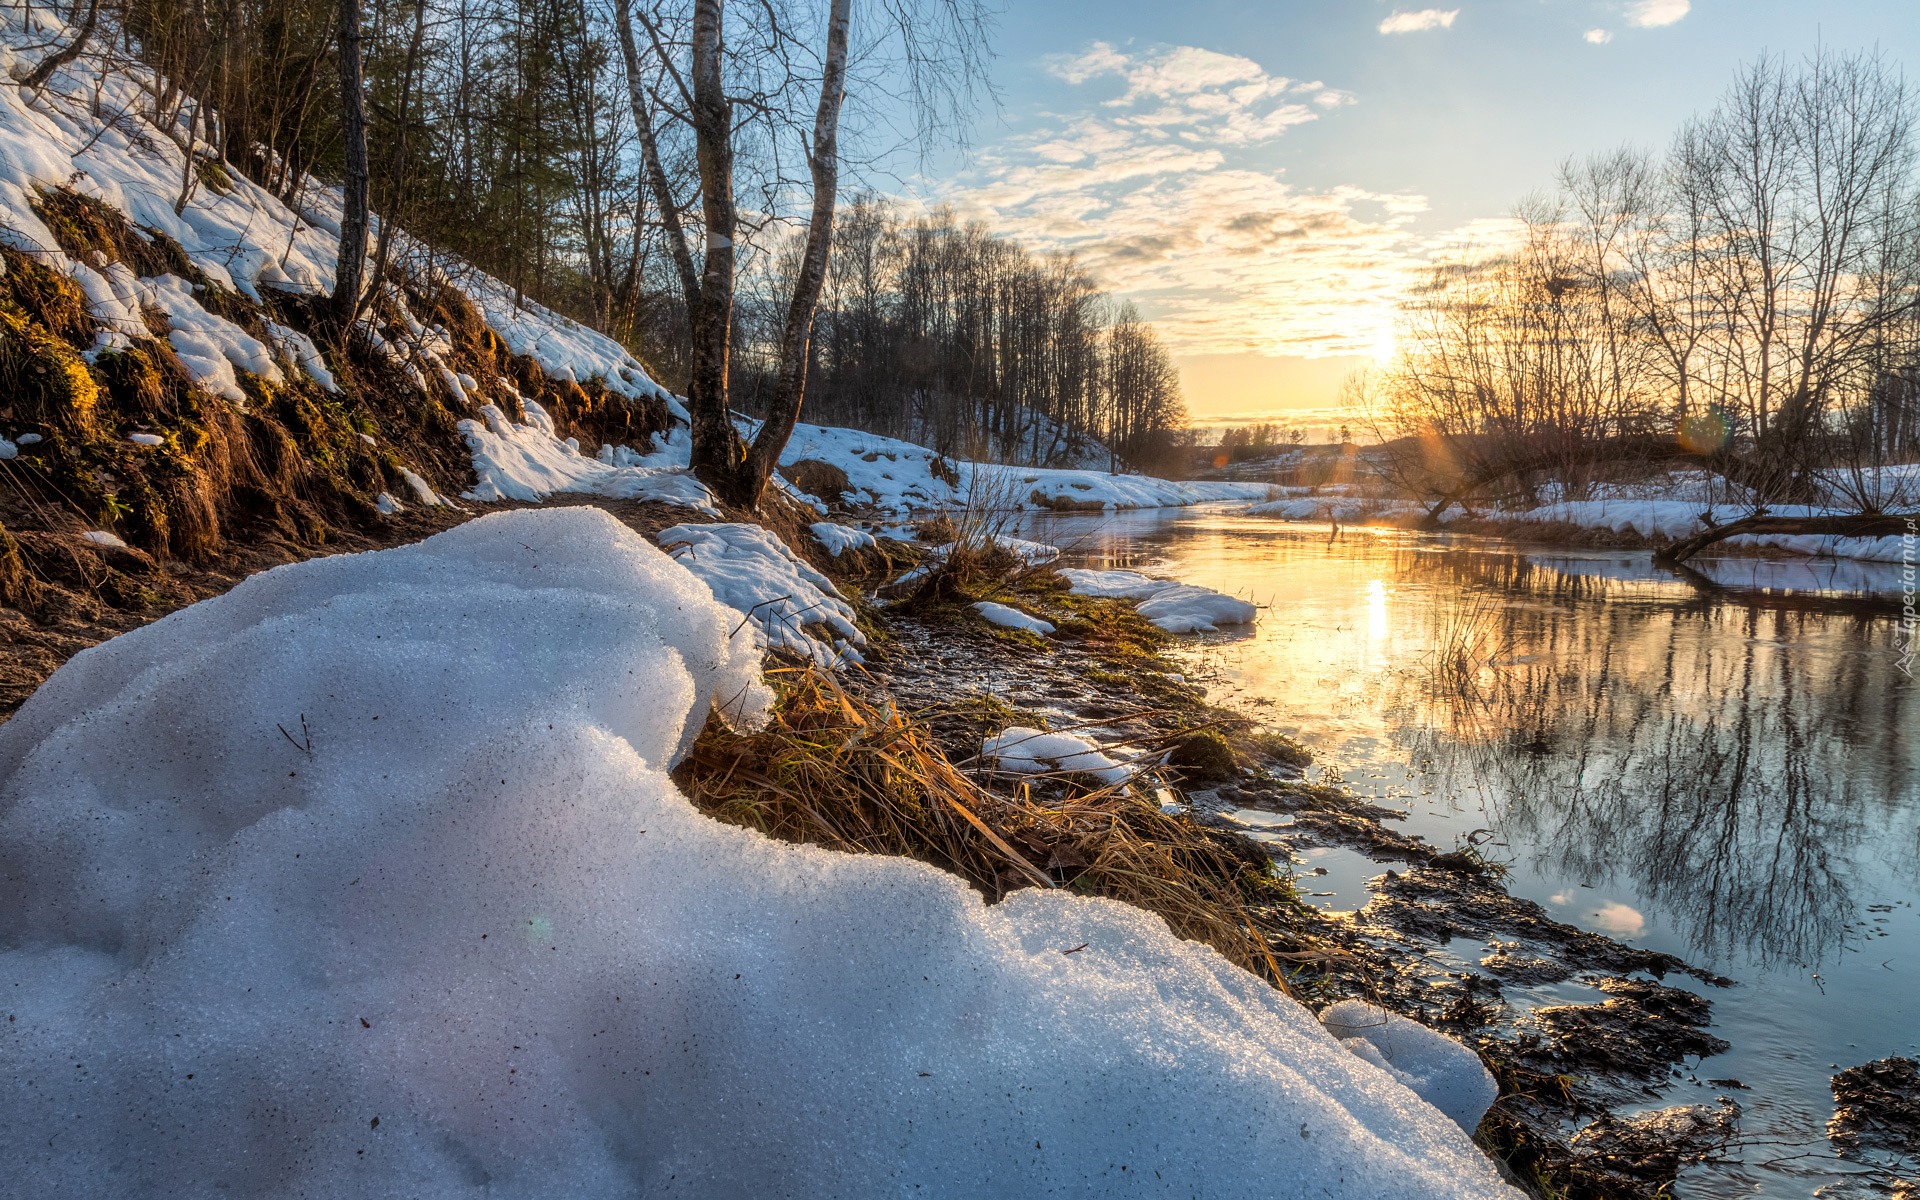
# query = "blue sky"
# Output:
<box><xmin>892</xmin><ymin>0</ymin><xmax>1920</xmax><ymax>417</ymax></box>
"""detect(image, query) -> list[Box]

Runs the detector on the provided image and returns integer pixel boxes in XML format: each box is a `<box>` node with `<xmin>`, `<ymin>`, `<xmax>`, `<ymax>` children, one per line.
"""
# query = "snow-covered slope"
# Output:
<box><xmin>0</xmin><ymin>507</ymin><xmax>1518</xmax><ymax>1198</ymax></box>
<box><xmin>0</xmin><ymin>4</ymin><xmax>675</xmax><ymax>417</ymax></box>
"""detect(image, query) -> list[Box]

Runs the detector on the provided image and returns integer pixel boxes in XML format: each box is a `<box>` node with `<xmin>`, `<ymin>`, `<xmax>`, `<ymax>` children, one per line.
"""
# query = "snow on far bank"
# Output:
<box><xmin>972</xmin><ymin>601</ymin><xmax>1055</xmax><ymax>635</ymax></box>
<box><xmin>1244</xmin><ymin>476</ymin><xmax>1918</xmax><ymax>563</ymax></box>
<box><xmin>1058</xmin><ymin>567</ymin><xmax>1260</xmax><ymax>634</ymax></box>
<box><xmin>658</xmin><ymin>521</ymin><xmax>866</xmax><ymax>668</ymax></box>
<box><xmin>0</xmin><ymin>506</ymin><xmax>1519</xmax><ymax>1199</ymax></box>
<box><xmin>982</xmin><ymin>726</ymin><xmax>1139</xmax><ymax>787</ymax></box>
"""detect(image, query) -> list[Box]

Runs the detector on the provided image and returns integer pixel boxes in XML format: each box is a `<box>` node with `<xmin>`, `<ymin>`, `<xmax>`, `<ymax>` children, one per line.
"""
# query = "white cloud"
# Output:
<box><xmin>1583</xmin><ymin>28</ymin><xmax>1613</xmax><ymax>44</ymax></box>
<box><xmin>937</xmin><ymin>44</ymin><xmax>1490</xmax><ymax>357</ymax></box>
<box><xmin>1624</xmin><ymin>0</ymin><xmax>1689</xmax><ymax>28</ymax></box>
<box><xmin>1377</xmin><ymin>9</ymin><xmax>1458</xmax><ymax>34</ymax></box>
<box><xmin>1045</xmin><ymin>41</ymin><xmax>1129</xmax><ymax>85</ymax></box>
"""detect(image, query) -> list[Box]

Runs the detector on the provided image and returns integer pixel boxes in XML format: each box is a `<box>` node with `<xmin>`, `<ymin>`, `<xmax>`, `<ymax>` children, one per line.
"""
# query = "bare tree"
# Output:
<box><xmin>331</xmin><ymin>0</ymin><xmax>369</xmax><ymax>328</ymax></box>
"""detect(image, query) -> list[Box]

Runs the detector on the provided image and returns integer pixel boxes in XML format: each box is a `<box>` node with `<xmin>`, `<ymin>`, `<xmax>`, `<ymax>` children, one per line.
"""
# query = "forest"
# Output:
<box><xmin>98</xmin><ymin>0</ymin><xmax>1189</xmax><ymax>479</ymax></box>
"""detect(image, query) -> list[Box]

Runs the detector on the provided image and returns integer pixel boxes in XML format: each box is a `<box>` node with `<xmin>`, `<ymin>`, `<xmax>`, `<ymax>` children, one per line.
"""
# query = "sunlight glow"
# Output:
<box><xmin>1367</xmin><ymin>580</ymin><xmax>1388</xmax><ymax>641</ymax></box>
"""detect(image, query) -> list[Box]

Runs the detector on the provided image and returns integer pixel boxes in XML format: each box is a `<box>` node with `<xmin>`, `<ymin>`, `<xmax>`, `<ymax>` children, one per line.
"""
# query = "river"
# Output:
<box><xmin>1018</xmin><ymin>505</ymin><xmax>1918</xmax><ymax>1198</ymax></box>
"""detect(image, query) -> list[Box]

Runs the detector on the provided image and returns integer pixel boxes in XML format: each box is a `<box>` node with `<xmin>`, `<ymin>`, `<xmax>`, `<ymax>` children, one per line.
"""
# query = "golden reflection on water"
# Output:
<box><xmin>1033</xmin><ymin>509</ymin><xmax>1918</xmax><ymax>1198</ymax></box>
<box><xmin>1054</xmin><ymin>515</ymin><xmax>1917</xmax><ymax>972</ymax></box>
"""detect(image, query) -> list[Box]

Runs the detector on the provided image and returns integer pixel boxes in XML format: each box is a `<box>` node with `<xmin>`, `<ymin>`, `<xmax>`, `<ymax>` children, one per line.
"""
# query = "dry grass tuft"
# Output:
<box><xmin>678</xmin><ymin>666</ymin><xmax>1302</xmax><ymax>990</ymax></box>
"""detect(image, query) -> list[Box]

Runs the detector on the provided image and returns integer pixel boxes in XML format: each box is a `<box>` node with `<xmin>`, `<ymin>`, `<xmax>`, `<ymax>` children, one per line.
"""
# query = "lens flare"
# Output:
<box><xmin>1677</xmin><ymin>410</ymin><xmax>1729</xmax><ymax>454</ymax></box>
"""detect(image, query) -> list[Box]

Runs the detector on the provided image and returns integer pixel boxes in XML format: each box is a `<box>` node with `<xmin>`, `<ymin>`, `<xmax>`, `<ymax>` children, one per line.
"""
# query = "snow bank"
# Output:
<box><xmin>775</xmin><ymin>421</ymin><xmax>1269</xmax><ymax>514</ymax></box>
<box><xmin>1245</xmin><ymin>496</ymin><xmax>1424</xmax><ymax>523</ymax></box>
<box><xmin>971</xmin><ymin>601</ymin><xmax>1055</xmax><ymax>635</ymax></box>
<box><xmin>460</xmin><ymin>401</ymin><xmax>716</xmax><ymax>512</ymax></box>
<box><xmin>810</xmin><ymin>520</ymin><xmax>876</xmax><ymax>556</ymax></box>
<box><xmin>657</xmin><ymin>521</ymin><xmax>866</xmax><ymax>668</ymax></box>
<box><xmin>467</xmin><ymin>410</ymin><xmax>1264</xmax><ymax>520</ymax></box>
<box><xmin>0</xmin><ymin>505</ymin><xmax>1520</xmax><ymax>1198</ymax></box>
<box><xmin>982</xmin><ymin>726</ymin><xmax>1138</xmax><ymax>787</ymax></box>
<box><xmin>1057</xmin><ymin>567</ymin><xmax>1259</xmax><ymax>634</ymax></box>
<box><xmin>1322</xmin><ymin>1001</ymin><xmax>1500</xmax><ymax>1135</ymax></box>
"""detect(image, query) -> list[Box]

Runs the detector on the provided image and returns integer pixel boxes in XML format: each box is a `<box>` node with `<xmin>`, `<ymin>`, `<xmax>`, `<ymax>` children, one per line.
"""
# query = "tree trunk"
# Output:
<box><xmin>1654</xmin><ymin>511</ymin><xmax>1914</xmax><ymax>564</ymax></box>
<box><xmin>21</xmin><ymin>0</ymin><xmax>98</xmax><ymax>90</ymax></box>
<box><xmin>684</xmin><ymin>0</ymin><xmax>745</xmax><ymax>488</ymax></box>
<box><xmin>331</xmin><ymin>0</ymin><xmax>370</xmax><ymax>330</ymax></box>
<box><xmin>737</xmin><ymin>0</ymin><xmax>851</xmax><ymax>507</ymax></box>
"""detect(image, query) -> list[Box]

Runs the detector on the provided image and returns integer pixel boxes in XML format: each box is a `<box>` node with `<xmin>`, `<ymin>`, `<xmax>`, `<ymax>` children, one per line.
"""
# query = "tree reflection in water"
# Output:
<box><xmin>1372</xmin><ymin>550</ymin><xmax>1916</xmax><ymax>970</ymax></box>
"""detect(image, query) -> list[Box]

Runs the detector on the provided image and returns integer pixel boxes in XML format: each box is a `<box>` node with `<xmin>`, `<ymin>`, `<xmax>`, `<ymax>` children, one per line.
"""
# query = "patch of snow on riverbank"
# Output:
<box><xmin>982</xmin><ymin>726</ymin><xmax>1137</xmax><ymax>786</ymax></box>
<box><xmin>774</xmin><ymin>421</ymin><xmax>1270</xmax><ymax>514</ymax></box>
<box><xmin>972</xmin><ymin>601</ymin><xmax>1055</xmax><ymax>635</ymax></box>
<box><xmin>658</xmin><ymin>521</ymin><xmax>865</xmax><ymax>667</ymax></box>
<box><xmin>0</xmin><ymin>506</ymin><xmax>1520</xmax><ymax>1199</ymax></box>
<box><xmin>810</xmin><ymin>521</ymin><xmax>876</xmax><ymax>556</ymax></box>
<box><xmin>1058</xmin><ymin>568</ymin><xmax>1259</xmax><ymax>633</ymax></box>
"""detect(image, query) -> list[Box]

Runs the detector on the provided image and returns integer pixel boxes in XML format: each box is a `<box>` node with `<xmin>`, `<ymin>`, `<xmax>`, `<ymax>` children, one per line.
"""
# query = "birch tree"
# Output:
<box><xmin>619</xmin><ymin>0</ymin><xmax>991</xmax><ymax>509</ymax></box>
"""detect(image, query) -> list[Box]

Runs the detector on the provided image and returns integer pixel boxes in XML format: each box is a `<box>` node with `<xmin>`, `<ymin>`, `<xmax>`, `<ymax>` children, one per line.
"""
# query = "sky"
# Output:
<box><xmin>894</xmin><ymin>0</ymin><xmax>1920</xmax><ymax>420</ymax></box>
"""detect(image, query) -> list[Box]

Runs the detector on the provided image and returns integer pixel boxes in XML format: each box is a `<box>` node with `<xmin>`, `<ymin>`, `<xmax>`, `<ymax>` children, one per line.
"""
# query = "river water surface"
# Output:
<box><xmin>1019</xmin><ymin>506</ymin><xmax>1918</xmax><ymax>1198</ymax></box>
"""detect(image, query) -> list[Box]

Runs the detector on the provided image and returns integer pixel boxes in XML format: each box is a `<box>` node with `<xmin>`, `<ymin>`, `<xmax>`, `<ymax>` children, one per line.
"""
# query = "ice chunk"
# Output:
<box><xmin>1322</xmin><ymin>1000</ymin><xmax>1501</xmax><ymax>1134</ymax></box>
<box><xmin>983</xmin><ymin>726</ymin><xmax>1136</xmax><ymax>786</ymax></box>
<box><xmin>972</xmin><ymin>600</ymin><xmax>1055</xmax><ymax>635</ymax></box>
<box><xmin>1055</xmin><ymin>567</ymin><xmax>1178</xmax><ymax>600</ymax></box>
<box><xmin>1136</xmin><ymin>583</ymin><xmax>1259</xmax><ymax>633</ymax></box>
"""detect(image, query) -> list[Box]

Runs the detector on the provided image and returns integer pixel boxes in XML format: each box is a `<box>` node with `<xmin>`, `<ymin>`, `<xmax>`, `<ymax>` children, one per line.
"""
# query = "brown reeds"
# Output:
<box><xmin>678</xmin><ymin>665</ymin><xmax>1302</xmax><ymax>991</ymax></box>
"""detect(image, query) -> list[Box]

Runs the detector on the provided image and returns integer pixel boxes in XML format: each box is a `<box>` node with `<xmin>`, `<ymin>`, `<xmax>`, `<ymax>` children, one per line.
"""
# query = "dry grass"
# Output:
<box><xmin>677</xmin><ymin>665</ymin><xmax>1303</xmax><ymax>991</ymax></box>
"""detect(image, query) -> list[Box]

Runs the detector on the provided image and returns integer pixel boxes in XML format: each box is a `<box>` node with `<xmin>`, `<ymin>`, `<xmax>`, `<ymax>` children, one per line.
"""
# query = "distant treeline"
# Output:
<box><xmin>115</xmin><ymin>0</ymin><xmax>1187</xmax><ymax>472</ymax></box>
<box><xmin>1364</xmin><ymin>46</ymin><xmax>1920</xmax><ymax>508</ymax></box>
<box><xmin>726</xmin><ymin>199</ymin><xmax>1190</xmax><ymax>472</ymax></box>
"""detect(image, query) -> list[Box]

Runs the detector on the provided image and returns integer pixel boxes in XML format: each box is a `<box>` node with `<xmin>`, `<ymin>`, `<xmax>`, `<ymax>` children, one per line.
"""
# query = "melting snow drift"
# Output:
<box><xmin>1058</xmin><ymin>568</ymin><xmax>1260</xmax><ymax>633</ymax></box>
<box><xmin>0</xmin><ymin>508</ymin><xmax>1515</xmax><ymax>1198</ymax></box>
